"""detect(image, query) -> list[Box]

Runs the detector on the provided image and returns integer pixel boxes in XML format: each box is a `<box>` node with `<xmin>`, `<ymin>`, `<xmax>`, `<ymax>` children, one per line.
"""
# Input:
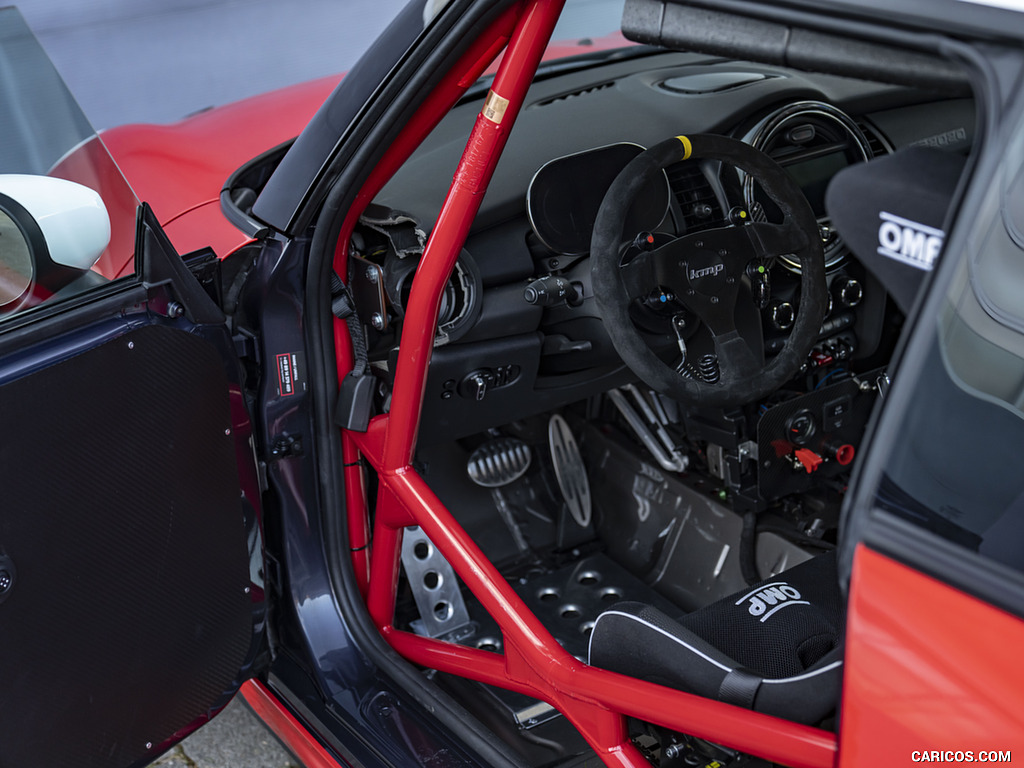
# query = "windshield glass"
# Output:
<box><xmin>463</xmin><ymin>0</ymin><xmax>635</xmax><ymax>99</ymax></box>
<box><xmin>550</xmin><ymin>0</ymin><xmax>627</xmax><ymax>46</ymax></box>
<box><xmin>0</xmin><ymin>7</ymin><xmax>139</xmax><ymax>283</ymax></box>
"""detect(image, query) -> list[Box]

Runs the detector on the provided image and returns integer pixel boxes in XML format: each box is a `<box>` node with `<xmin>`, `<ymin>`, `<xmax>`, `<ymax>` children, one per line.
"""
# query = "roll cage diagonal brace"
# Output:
<box><xmin>332</xmin><ymin>1</ymin><xmax>838</xmax><ymax>766</ymax></box>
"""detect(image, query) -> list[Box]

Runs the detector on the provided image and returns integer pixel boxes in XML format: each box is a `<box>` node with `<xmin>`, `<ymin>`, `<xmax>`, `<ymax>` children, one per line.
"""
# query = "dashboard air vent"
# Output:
<box><xmin>856</xmin><ymin>119</ymin><xmax>894</xmax><ymax>158</ymax></box>
<box><xmin>665</xmin><ymin>161</ymin><xmax>725</xmax><ymax>233</ymax></box>
<box><xmin>536</xmin><ymin>81</ymin><xmax>615</xmax><ymax>107</ymax></box>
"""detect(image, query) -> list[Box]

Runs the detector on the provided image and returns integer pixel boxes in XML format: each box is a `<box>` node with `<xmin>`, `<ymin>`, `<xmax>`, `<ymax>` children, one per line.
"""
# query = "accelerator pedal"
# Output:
<box><xmin>548</xmin><ymin>414</ymin><xmax>592</xmax><ymax>536</ymax></box>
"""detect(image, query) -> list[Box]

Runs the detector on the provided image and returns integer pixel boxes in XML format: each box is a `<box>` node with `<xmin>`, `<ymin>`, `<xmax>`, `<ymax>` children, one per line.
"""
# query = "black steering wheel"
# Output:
<box><xmin>591</xmin><ymin>134</ymin><xmax>827</xmax><ymax>407</ymax></box>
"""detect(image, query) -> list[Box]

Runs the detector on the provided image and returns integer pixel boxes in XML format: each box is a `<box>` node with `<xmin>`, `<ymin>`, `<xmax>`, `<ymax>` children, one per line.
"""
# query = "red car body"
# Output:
<box><xmin>52</xmin><ymin>75</ymin><xmax>341</xmax><ymax>275</ymax></box>
<box><xmin>84</xmin><ymin>33</ymin><xmax>631</xmax><ymax>274</ymax></box>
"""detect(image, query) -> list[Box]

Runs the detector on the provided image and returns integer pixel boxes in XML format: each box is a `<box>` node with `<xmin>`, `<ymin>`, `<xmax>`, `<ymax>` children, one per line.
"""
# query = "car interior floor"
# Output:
<box><xmin>394</xmin><ymin>396</ymin><xmax>833</xmax><ymax>765</ymax></box>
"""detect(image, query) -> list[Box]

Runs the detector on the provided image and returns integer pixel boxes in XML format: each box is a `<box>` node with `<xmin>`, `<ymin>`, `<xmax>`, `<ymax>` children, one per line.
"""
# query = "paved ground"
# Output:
<box><xmin>148</xmin><ymin>697</ymin><xmax>301</xmax><ymax>768</ymax></box>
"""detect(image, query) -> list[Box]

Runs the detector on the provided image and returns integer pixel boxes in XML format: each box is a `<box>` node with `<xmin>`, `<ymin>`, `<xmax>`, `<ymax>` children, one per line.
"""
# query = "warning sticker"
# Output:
<box><xmin>276</xmin><ymin>352</ymin><xmax>305</xmax><ymax>397</ymax></box>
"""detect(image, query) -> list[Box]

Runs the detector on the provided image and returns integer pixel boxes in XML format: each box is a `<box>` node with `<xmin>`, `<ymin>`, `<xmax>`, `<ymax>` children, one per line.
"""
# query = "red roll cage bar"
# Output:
<box><xmin>331</xmin><ymin>1</ymin><xmax>838</xmax><ymax>765</ymax></box>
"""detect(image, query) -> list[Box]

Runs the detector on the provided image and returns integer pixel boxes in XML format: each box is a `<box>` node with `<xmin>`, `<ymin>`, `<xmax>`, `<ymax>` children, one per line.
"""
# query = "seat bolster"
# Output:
<box><xmin>589</xmin><ymin>602</ymin><xmax>844</xmax><ymax>724</ymax></box>
<box><xmin>753</xmin><ymin>645</ymin><xmax>844</xmax><ymax>724</ymax></box>
<box><xmin>588</xmin><ymin>601</ymin><xmax>743</xmax><ymax>700</ymax></box>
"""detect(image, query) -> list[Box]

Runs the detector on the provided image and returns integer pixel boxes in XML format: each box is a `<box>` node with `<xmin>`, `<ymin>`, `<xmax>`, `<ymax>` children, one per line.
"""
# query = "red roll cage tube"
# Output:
<box><xmin>331</xmin><ymin>1</ymin><xmax>839</xmax><ymax>765</ymax></box>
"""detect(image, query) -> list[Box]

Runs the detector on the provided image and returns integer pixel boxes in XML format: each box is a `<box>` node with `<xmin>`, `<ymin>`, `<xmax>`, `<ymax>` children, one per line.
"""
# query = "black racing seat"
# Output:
<box><xmin>588</xmin><ymin>552</ymin><xmax>843</xmax><ymax>724</ymax></box>
<box><xmin>825</xmin><ymin>145</ymin><xmax>966</xmax><ymax>313</ymax></box>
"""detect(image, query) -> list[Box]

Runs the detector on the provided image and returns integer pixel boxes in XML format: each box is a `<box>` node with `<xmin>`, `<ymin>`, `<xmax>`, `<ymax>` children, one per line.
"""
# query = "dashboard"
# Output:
<box><xmin>359</xmin><ymin>50</ymin><xmax>973</xmax><ymax>452</ymax></box>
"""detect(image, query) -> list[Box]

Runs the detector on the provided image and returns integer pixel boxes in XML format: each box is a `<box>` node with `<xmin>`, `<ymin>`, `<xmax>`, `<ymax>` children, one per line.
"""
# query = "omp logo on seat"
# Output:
<box><xmin>735</xmin><ymin>582</ymin><xmax>811</xmax><ymax>623</ymax></box>
<box><xmin>689</xmin><ymin>263</ymin><xmax>725</xmax><ymax>280</ymax></box>
<box><xmin>877</xmin><ymin>211</ymin><xmax>944</xmax><ymax>271</ymax></box>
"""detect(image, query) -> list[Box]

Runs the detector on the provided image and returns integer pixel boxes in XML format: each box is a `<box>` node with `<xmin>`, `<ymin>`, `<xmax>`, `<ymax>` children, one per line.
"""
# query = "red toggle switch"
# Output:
<box><xmin>810</xmin><ymin>349</ymin><xmax>834</xmax><ymax>367</ymax></box>
<box><xmin>794</xmin><ymin>448</ymin><xmax>823</xmax><ymax>473</ymax></box>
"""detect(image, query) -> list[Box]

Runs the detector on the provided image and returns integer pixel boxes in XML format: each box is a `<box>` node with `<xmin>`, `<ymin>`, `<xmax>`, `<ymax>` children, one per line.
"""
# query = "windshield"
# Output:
<box><xmin>462</xmin><ymin>0</ymin><xmax>635</xmax><ymax>99</ymax></box>
<box><xmin>254</xmin><ymin>0</ymin><xmax>634</xmax><ymax>231</ymax></box>
<box><xmin>551</xmin><ymin>0</ymin><xmax>627</xmax><ymax>45</ymax></box>
<box><xmin>0</xmin><ymin>7</ymin><xmax>139</xmax><ymax>282</ymax></box>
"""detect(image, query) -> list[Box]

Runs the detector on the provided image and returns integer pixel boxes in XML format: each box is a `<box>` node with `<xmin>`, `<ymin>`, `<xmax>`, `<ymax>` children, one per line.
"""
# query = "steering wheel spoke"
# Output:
<box><xmin>742</xmin><ymin>220</ymin><xmax>808</xmax><ymax>261</ymax></box>
<box><xmin>621</xmin><ymin>237</ymin><xmax>704</xmax><ymax>301</ymax></box>
<box><xmin>619</xmin><ymin>251</ymin><xmax>656</xmax><ymax>301</ymax></box>
<box><xmin>713</xmin><ymin>329</ymin><xmax>762</xmax><ymax>380</ymax></box>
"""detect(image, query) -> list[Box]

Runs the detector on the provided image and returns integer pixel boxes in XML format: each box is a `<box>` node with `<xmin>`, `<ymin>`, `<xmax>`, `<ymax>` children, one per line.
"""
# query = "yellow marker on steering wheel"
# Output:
<box><xmin>676</xmin><ymin>135</ymin><xmax>692</xmax><ymax>160</ymax></box>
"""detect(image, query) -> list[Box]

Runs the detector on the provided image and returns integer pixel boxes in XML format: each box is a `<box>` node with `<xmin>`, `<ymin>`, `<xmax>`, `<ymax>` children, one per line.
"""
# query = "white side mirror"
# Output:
<box><xmin>0</xmin><ymin>175</ymin><xmax>111</xmax><ymax>310</ymax></box>
<box><xmin>0</xmin><ymin>174</ymin><xmax>111</xmax><ymax>270</ymax></box>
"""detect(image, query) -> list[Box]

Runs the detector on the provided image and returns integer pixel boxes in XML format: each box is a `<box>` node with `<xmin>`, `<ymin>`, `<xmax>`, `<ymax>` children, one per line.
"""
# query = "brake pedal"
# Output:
<box><xmin>466</xmin><ymin>437</ymin><xmax>532</xmax><ymax>488</ymax></box>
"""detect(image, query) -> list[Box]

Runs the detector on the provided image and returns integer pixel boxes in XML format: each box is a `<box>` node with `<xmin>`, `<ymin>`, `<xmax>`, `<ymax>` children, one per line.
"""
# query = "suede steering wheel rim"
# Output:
<box><xmin>591</xmin><ymin>134</ymin><xmax>827</xmax><ymax>407</ymax></box>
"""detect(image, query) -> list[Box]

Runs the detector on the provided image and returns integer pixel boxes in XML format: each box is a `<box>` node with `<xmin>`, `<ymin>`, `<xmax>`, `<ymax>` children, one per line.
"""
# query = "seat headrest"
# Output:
<box><xmin>825</xmin><ymin>146</ymin><xmax>966</xmax><ymax>313</ymax></box>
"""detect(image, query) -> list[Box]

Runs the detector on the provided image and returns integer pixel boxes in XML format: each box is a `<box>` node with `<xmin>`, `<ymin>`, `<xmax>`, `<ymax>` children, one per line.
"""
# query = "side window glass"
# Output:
<box><xmin>870</xmin><ymin>124</ymin><xmax>1024</xmax><ymax>575</ymax></box>
<box><xmin>0</xmin><ymin>8</ymin><xmax>139</xmax><ymax>322</ymax></box>
<box><xmin>875</xmin><ymin>327</ymin><xmax>1024</xmax><ymax>568</ymax></box>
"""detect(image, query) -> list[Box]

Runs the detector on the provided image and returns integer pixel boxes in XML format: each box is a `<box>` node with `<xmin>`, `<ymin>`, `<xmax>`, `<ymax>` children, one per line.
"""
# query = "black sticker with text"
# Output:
<box><xmin>276</xmin><ymin>352</ymin><xmax>305</xmax><ymax>397</ymax></box>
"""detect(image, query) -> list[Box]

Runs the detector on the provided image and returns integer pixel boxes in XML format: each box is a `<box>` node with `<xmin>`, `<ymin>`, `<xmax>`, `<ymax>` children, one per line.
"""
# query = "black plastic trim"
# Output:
<box><xmin>221</xmin><ymin>141</ymin><xmax>293</xmax><ymax>238</ymax></box>
<box><xmin>704</xmin><ymin>0</ymin><xmax>1024</xmax><ymax>44</ymax></box>
<box><xmin>262</xmin><ymin>668</ymin><xmax>395</xmax><ymax>768</ymax></box>
<box><xmin>220</xmin><ymin>188</ymin><xmax>272</xmax><ymax>239</ymax></box>
<box><xmin>135</xmin><ymin>202</ymin><xmax>225</xmax><ymax>325</ymax></box>
<box><xmin>622</xmin><ymin>0</ymin><xmax>971</xmax><ymax>95</ymax></box>
<box><xmin>649</xmin><ymin>0</ymin><xmax>1023</xmax><ymax>48</ymax></box>
<box><xmin>0</xmin><ymin>277</ymin><xmax>143</xmax><ymax>348</ymax></box>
